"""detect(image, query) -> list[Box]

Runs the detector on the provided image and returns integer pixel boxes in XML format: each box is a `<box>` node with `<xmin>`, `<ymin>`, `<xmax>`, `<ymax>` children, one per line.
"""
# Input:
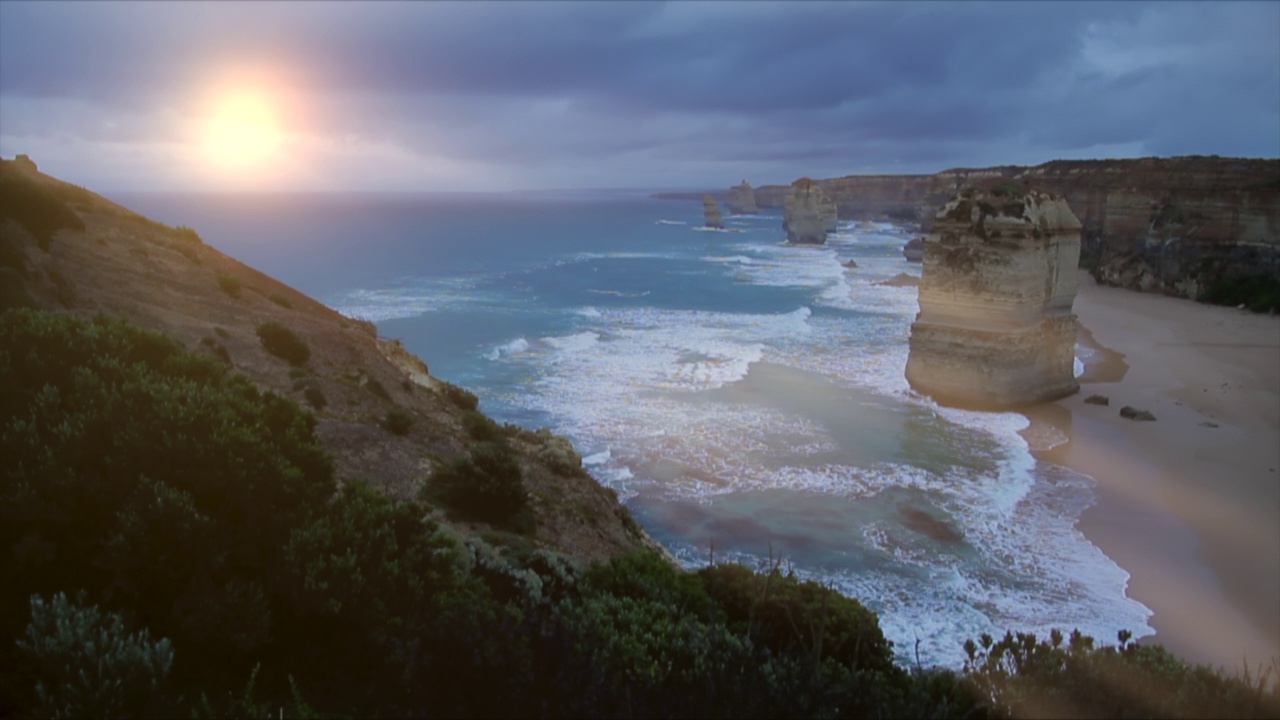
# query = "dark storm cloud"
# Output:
<box><xmin>0</xmin><ymin>1</ymin><xmax>1275</xmax><ymax>190</ymax></box>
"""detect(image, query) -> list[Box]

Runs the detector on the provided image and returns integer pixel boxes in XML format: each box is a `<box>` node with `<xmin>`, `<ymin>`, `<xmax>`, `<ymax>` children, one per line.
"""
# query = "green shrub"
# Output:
<box><xmin>960</xmin><ymin>628</ymin><xmax>1280</xmax><ymax>718</ymax></box>
<box><xmin>303</xmin><ymin>386</ymin><xmax>327</xmax><ymax>411</ymax></box>
<box><xmin>199</xmin><ymin>336</ymin><xmax>231</xmax><ymax>365</ymax></box>
<box><xmin>1200</xmin><ymin>274</ymin><xmax>1280</xmax><ymax>314</ymax></box>
<box><xmin>291</xmin><ymin>377</ymin><xmax>327</xmax><ymax>411</ymax></box>
<box><xmin>257</xmin><ymin>320</ymin><xmax>310</xmax><ymax>366</ymax></box>
<box><xmin>268</xmin><ymin>292</ymin><xmax>293</xmax><ymax>309</ymax></box>
<box><xmin>440</xmin><ymin>382</ymin><xmax>479</xmax><ymax>411</ymax></box>
<box><xmin>0</xmin><ymin>166</ymin><xmax>84</xmax><ymax>250</ymax></box>
<box><xmin>462</xmin><ymin>409</ymin><xmax>502</xmax><ymax>442</ymax></box>
<box><xmin>0</xmin><ymin>309</ymin><xmax>334</xmax><ymax>708</ymax></box>
<box><xmin>382</xmin><ymin>407</ymin><xmax>413</xmax><ymax>435</ymax></box>
<box><xmin>17</xmin><ymin>593</ymin><xmax>175</xmax><ymax>719</ymax></box>
<box><xmin>217</xmin><ymin>273</ymin><xmax>242</xmax><ymax>298</ymax></box>
<box><xmin>698</xmin><ymin>562</ymin><xmax>898</xmax><ymax>677</ymax></box>
<box><xmin>426</xmin><ymin>442</ymin><xmax>529</xmax><ymax>528</ymax></box>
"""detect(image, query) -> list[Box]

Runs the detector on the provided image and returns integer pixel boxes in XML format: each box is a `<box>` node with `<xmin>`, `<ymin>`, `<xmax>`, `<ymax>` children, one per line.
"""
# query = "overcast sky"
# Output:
<box><xmin>1</xmin><ymin>1</ymin><xmax>1276</xmax><ymax>192</ymax></box>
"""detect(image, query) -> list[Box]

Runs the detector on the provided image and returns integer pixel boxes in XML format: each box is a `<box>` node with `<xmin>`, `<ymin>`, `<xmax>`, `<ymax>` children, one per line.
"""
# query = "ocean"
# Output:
<box><xmin>113</xmin><ymin>190</ymin><xmax>1154</xmax><ymax>667</ymax></box>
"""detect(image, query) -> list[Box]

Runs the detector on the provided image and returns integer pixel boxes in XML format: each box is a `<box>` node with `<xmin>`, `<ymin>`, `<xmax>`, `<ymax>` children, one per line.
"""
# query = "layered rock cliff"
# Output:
<box><xmin>749</xmin><ymin>156</ymin><xmax>1278</xmax><ymax>300</ymax></box>
<box><xmin>905</xmin><ymin>183</ymin><xmax>1082</xmax><ymax>408</ymax></box>
<box><xmin>725</xmin><ymin>180</ymin><xmax>759</xmax><ymax>214</ymax></box>
<box><xmin>782</xmin><ymin>178</ymin><xmax>837</xmax><ymax>244</ymax></box>
<box><xmin>703</xmin><ymin>194</ymin><xmax>725</xmax><ymax>229</ymax></box>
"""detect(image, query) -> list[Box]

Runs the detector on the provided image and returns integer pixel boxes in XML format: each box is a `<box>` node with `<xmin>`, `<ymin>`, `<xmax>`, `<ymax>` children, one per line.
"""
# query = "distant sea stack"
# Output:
<box><xmin>782</xmin><ymin>178</ymin><xmax>837</xmax><ymax>244</ymax></box>
<box><xmin>725</xmin><ymin>180</ymin><xmax>759</xmax><ymax>214</ymax></box>
<box><xmin>905</xmin><ymin>183</ymin><xmax>1082</xmax><ymax>408</ymax></box>
<box><xmin>703</xmin><ymin>195</ymin><xmax>725</xmax><ymax>229</ymax></box>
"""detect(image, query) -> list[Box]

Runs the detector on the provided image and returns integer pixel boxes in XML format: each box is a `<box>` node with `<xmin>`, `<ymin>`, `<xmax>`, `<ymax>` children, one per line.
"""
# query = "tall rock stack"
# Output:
<box><xmin>905</xmin><ymin>183</ymin><xmax>1082</xmax><ymax>408</ymax></box>
<box><xmin>725</xmin><ymin>180</ymin><xmax>759</xmax><ymax>214</ymax></box>
<box><xmin>703</xmin><ymin>195</ymin><xmax>725</xmax><ymax>229</ymax></box>
<box><xmin>782</xmin><ymin>178</ymin><xmax>837</xmax><ymax>244</ymax></box>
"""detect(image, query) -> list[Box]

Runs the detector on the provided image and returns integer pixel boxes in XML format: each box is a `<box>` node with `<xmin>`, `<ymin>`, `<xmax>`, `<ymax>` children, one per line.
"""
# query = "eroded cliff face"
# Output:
<box><xmin>1021</xmin><ymin>158</ymin><xmax>1280</xmax><ymax>298</ymax></box>
<box><xmin>782</xmin><ymin>178</ymin><xmax>836</xmax><ymax>244</ymax></box>
<box><xmin>725</xmin><ymin>180</ymin><xmax>759</xmax><ymax>214</ymax></box>
<box><xmin>905</xmin><ymin>184</ymin><xmax>1081</xmax><ymax>408</ymax></box>
<box><xmin>703</xmin><ymin>195</ymin><xmax>725</xmax><ymax>229</ymax></box>
<box><xmin>753</xmin><ymin>157</ymin><xmax>1279</xmax><ymax>299</ymax></box>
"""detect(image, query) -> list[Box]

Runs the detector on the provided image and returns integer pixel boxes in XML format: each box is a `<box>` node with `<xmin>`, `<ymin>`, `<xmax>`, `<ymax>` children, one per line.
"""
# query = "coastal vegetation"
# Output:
<box><xmin>2</xmin><ymin>307</ymin><xmax>1277</xmax><ymax>718</ymax></box>
<box><xmin>256</xmin><ymin>320</ymin><xmax>311</xmax><ymax>366</ymax></box>
<box><xmin>1199</xmin><ymin>273</ymin><xmax>1280</xmax><ymax>314</ymax></box>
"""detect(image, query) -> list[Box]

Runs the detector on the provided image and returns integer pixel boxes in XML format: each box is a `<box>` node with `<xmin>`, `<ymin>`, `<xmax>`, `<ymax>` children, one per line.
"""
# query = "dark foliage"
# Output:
<box><xmin>267</xmin><ymin>292</ymin><xmax>293</xmax><ymax>309</ymax></box>
<box><xmin>461</xmin><ymin>408</ymin><xmax>503</xmax><ymax>442</ymax></box>
<box><xmin>256</xmin><ymin>320</ymin><xmax>310</xmax><ymax>366</ymax></box>
<box><xmin>2</xmin><ymin>310</ymin><xmax>1275</xmax><ymax>719</ymax></box>
<box><xmin>365</xmin><ymin>377</ymin><xmax>391</xmax><ymax>401</ymax></box>
<box><xmin>0</xmin><ymin>167</ymin><xmax>85</xmax><ymax>250</ymax></box>
<box><xmin>382</xmin><ymin>407</ymin><xmax>413</xmax><ymax>435</ymax></box>
<box><xmin>1200</xmin><ymin>273</ymin><xmax>1280</xmax><ymax>314</ymax></box>
<box><xmin>0</xmin><ymin>310</ymin><xmax>334</xmax><ymax>711</ymax></box>
<box><xmin>426</xmin><ymin>441</ymin><xmax>530</xmax><ymax>529</ymax></box>
<box><xmin>439</xmin><ymin>381</ymin><xmax>479</xmax><ymax>411</ymax></box>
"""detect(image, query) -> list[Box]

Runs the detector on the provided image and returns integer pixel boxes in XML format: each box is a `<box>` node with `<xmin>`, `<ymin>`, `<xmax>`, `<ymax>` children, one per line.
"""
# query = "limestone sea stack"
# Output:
<box><xmin>905</xmin><ymin>183</ymin><xmax>1082</xmax><ymax>408</ymax></box>
<box><xmin>782</xmin><ymin>178</ymin><xmax>837</xmax><ymax>244</ymax></box>
<box><xmin>703</xmin><ymin>195</ymin><xmax>725</xmax><ymax>229</ymax></box>
<box><xmin>725</xmin><ymin>180</ymin><xmax>759</xmax><ymax>214</ymax></box>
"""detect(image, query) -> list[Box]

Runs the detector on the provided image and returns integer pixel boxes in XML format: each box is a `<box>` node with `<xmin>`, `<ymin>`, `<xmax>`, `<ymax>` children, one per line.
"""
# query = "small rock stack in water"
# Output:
<box><xmin>905</xmin><ymin>183</ymin><xmax>1082</xmax><ymax>408</ymax></box>
<box><xmin>703</xmin><ymin>195</ymin><xmax>725</xmax><ymax>229</ymax></box>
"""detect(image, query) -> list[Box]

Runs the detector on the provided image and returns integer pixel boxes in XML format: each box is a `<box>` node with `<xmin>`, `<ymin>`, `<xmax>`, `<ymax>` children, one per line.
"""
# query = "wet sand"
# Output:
<box><xmin>1029</xmin><ymin>271</ymin><xmax>1280</xmax><ymax>671</ymax></box>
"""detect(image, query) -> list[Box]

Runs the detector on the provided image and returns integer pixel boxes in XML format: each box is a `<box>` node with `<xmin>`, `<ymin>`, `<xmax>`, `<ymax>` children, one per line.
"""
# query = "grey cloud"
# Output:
<box><xmin>0</xmin><ymin>0</ymin><xmax>1275</xmax><ymax>191</ymax></box>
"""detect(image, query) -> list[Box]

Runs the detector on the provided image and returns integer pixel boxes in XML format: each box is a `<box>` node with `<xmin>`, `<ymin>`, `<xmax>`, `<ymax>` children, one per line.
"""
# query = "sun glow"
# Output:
<box><xmin>200</xmin><ymin>91</ymin><xmax>284</xmax><ymax>170</ymax></box>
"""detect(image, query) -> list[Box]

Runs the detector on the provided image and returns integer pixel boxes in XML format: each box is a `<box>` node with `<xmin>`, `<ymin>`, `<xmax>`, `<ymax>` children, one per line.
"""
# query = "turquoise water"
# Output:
<box><xmin>115</xmin><ymin>191</ymin><xmax>1153</xmax><ymax>667</ymax></box>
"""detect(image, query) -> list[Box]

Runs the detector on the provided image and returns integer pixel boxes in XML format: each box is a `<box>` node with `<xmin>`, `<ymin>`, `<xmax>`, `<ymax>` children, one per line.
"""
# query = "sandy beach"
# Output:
<box><xmin>1026</xmin><ymin>271</ymin><xmax>1280</xmax><ymax>672</ymax></box>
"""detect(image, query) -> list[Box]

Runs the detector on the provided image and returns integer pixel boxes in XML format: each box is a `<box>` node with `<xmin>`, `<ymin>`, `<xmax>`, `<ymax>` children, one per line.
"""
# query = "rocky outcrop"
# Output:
<box><xmin>703</xmin><ymin>195</ymin><xmax>724</xmax><ymax>229</ymax></box>
<box><xmin>903</xmin><ymin>237</ymin><xmax>924</xmax><ymax>262</ymax></box>
<box><xmin>13</xmin><ymin>154</ymin><xmax>37</xmax><ymax>173</ymax></box>
<box><xmin>782</xmin><ymin>178</ymin><xmax>836</xmax><ymax>244</ymax></box>
<box><xmin>725</xmin><ymin>180</ymin><xmax>759</xmax><ymax>214</ymax></box>
<box><xmin>905</xmin><ymin>183</ymin><xmax>1082</xmax><ymax>408</ymax></box>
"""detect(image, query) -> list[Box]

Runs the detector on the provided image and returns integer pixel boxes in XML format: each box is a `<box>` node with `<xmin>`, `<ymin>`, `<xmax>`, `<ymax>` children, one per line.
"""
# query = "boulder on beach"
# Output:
<box><xmin>1120</xmin><ymin>406</ymin><xmax>1156</xmax><ymax>421</ymax></box>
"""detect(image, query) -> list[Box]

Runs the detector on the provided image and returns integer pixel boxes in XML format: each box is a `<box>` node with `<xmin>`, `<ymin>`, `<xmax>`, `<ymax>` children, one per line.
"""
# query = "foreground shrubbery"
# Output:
<box><xmin>1200</xmin><ymin>273</ymin><xmax>1280</xmax><ymax>314</ymax></box>
<box><xmin>2</xmin><ymin>308</ymin><xmax>1277</xmax><ymax>719</ymax></box>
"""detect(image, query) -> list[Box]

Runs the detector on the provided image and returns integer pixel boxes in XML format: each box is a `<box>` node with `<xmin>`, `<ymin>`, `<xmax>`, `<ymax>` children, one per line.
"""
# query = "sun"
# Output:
<box><xmin>201</xmin><ymin>91</ymin><xmax>283</xmax><ymax>170</ymax></box>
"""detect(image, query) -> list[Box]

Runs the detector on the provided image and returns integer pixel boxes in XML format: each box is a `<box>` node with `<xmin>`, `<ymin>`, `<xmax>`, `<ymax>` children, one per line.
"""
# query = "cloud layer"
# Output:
<box><xmin>1</xmin><ymin>1</ymin><xmax>1276</xmax><ymax>191</ymax></box>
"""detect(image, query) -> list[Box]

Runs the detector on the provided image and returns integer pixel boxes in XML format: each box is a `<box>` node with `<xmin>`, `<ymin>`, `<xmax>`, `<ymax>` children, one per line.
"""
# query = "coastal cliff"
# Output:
<box><xmin>782</xmin><ymin>178</ymin><xmax>837</xmax><ymax>244</ymax></box>
<box><xmin>748</xmin><ymin>156</ymin><xmax>1278</xmax><ymax>301</ymax></box>
<box><xmin>0</xmin><ymin>156</ymin><xmax>655</xmax><ymax>564</ymax></box>
<box><xmin>725</xmin><ymin>180</ymin><xmax>759</xmax><ymax>214</ymax></box>
<box><xmin>905</xmin><ymin>183</ymin><xmax>1082</xmax><ymax>408</ymax></box>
